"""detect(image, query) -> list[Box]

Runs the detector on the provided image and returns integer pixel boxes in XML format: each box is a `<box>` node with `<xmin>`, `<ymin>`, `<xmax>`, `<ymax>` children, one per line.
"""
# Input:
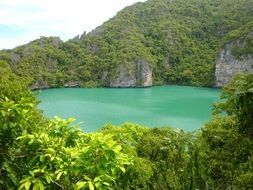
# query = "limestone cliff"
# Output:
<box><xmin>110</xmin><ymin>59</ymin><xmax>152</xmax><ymax>88</ymax></box>
<box><xmin>215</xmin><ymin>32</ymin><xmax>253</xmax><ymax>87</ymax></box>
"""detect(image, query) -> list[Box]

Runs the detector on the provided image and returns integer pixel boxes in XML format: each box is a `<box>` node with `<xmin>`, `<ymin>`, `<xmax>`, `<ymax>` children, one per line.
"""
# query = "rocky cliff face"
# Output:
<box><xmin>31</xmin><ymin>80</ymin><xmax>50</xmax><ymax>90</ymax></box>
<box><xmin>215</xmin><ymin>33</ymin><xmax>253</xmax><ymax>87</ymax></box>
<box><xmin>31</xmin><ymin>80</ymin><xmax>83</xmax><ymax>90</ymax></box>
<box><xmin>110</xmin><ymin>59</ymin><xmax>152</xmax><ymax>87</ymax></box>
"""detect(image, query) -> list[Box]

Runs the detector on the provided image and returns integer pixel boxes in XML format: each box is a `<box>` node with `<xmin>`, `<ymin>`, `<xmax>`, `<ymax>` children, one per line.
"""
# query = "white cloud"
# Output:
<box><xmin>0</xmin><ymin>0</ymin><xmax>146</xmax><ymax>49</ymax></box>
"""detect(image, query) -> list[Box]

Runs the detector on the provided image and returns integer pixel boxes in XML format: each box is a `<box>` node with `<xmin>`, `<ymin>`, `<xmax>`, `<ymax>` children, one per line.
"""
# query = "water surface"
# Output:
<box><xmin>37</xmin><ymin>86</ymin><xmax>220</xmax><ymax>132</ymax></box>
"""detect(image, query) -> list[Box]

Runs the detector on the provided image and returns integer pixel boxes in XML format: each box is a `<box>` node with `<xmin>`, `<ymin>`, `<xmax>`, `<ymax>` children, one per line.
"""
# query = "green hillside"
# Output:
<box><xmin>0</xmin><ymin>0</ymin><xmax>253</xmax><ymax>88</ymax></box>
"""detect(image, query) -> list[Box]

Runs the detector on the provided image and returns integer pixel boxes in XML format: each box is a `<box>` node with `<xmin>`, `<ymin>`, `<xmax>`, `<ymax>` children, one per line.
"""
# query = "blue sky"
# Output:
<box><xmin>0</xmin><ymin>0</ymin><xmax>145</xmax><ymax>50</ymax></box>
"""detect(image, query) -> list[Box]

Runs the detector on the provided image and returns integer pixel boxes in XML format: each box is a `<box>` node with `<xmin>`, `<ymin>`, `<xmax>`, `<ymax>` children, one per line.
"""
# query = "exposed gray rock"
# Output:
<box><xmin>88</xmin><ymin>44</ymin><xmax>100</xmax><ymax>54</ymax></box>
<box><xmin>39</xmin><ymin>37</ymin><xmax>62</xmax><ymax>48</ymax></box>
<box><xmin>31</xmin><ymin>80</ymin><xmax>50</xmax><ymax>90</ymax></box>
<box><xmin>10</xmin><ymin>53</ymin><xmax>20</xmax><ymax>68</ymax></box>
<box><xmin>72</xmin><ymin>35</ymin><xmax>80</xmax><ymax>41</ymax></box>
<box><xmin>31</xmin><ymin>80</ymin><xmax>82</xmax><ymax>90</ymax></box>
<box><xmin>88</xmin><ymin>26</ymin><xmax>104</xmax><ymax>37</ymax></box>
<box><xmin>101</xmin><ymin>71</ymin><xmax>109</xmax><ymax>81</ymax></box>
<box><xmin>162</xmin><ymin>54</ymin><xmax>171</xmax><ymax>69</ymax></box>
<box><xmin>10</xmin><ymin>53</ymin><xmax>20</xmax><ymax>63</ymax></box>
<box><xmin>22</xmin><ymin>37</ymin><xmax>63</xmax><ymax>58</ymax></box>
<box><xmin>110</xmin><ymin>65</ymin><xmax>137</xmax><ymax>87</ymax></box>
<box><xmin>110</xmin><ymin>59</ymin><xmax>152</xmax><ymax>87</ymax></box>
<box><xmin>215</xmin><ymin>35</ymin><xmax>253</xmax><ymax>87</ymax></box>
<box><xmin>49</xmin><ymin>37</ymin><xmax>63</xmax><ymax>47</ymax></box>
<box><xmin>64</xmin><ymin>81</ymin><xmax>82</xmax><ymax>88</ymax></box>
<box><xmin>80</xmin><ymin>31</ymin><xmax>87</xmax><ymax>39</ymax></box>
<box><xmin>23</xmin><ymin>45</ymin><xmax>32</xmax><ymax>57</ymax></box>
<box><xmin>136</xmin><ymin>59</ymin><xmax>152</xmax><ymax>87</ymax></box>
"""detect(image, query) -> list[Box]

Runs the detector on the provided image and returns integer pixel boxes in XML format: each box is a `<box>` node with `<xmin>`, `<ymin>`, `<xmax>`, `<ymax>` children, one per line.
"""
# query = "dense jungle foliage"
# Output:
<box><xmin>0</xmin><ymin>0</ymin><xmax>253</xmax><ymax>88</ymax></box>
<box><xmin>1</xmin><ymin>62</ymin><xmax>253</xmax><ymax>189</ymax></box>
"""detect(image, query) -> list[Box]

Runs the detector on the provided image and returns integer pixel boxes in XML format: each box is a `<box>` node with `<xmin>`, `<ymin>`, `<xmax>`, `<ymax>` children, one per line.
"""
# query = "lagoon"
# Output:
<box><xmin>37</xmin><ymin>86</ymin><xmax>220</xmax><ymax>132</ymax></box>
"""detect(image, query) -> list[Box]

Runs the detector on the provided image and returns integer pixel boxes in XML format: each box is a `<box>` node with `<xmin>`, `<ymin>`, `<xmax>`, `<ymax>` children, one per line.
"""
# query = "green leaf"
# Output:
<box><xmin>1</xmin><ymin>110</ymin><xmax>6</xmax><ymax>117</ymax></box>
<box><xmin>24</xmin><ymin>181</ymin><xmax>31</xmax><ymax>190</ymax></box>
<box><xmin>18</xmin><ymin>183</ymin><xmax>26</xmax><ymax>190</ymax></box>
<box><xmin>102</xmin><ymin>182</ymin><xmax>110</xmax><ymax>186</ymax></box>
<box><xmin>20</xmin><ymin>176</ymin><xmax>32</xmax><ymax>184</ymax></box>
<box><xmin>28</xmin><ymin>139</ymin><xmax>34</xmax><ymax>145</ymax></box>
<box><xmin>76</xmin><ymin>181</ymin><xmax>86</xmax><ymax>189</ymax></box>
<box><xmin>84</xmin><ymin>176</ymin><xmax>91</xmax><ymax>181</ymax></box>
<box><xmin>33</xmin><ymin>169</ymin><xmax>41</xmax><ymax>174</ymax></box>
<box><xmin>16</xmin><ymin>136</ymin><xmax>27</xmax><ymax>140</ymax></box>
<box><xmin>54</xmin><ymin>116</ymin><xmax>61</xmax><ymax>122</ymax></box>
<box><xmin>93</xmin><ymin>177</ymin><xmax>100</xmax><ymax>182</ymax></box>
<box><xmin>113</xmin><ymin>145</ymin><xmax>122</xmax><ymax>153</ymax></box>
<box><xmin>46</xmin><ymin>148</ymin><xmax>55</xmax><ymax>154</ymax></box>
<box><xmin>33</xmin><ymin>183</ymin><xmax>39</xmax><ymax>190</ymax></box>
<box><xmin>39</xmin><ymin>155</ymin><xmax>45</xmax><ymax>163</ymax></box>
<box><xmin>29</xmin><ymin>171</ymin><xmax>35</xmax><ymax>177</ymax></box>
<box><xmin>45</xmin><ymin>175</ymin><xmax>51</xmax><ymax>184</ymax></box>
<box><xmin>67</xmin><ymin>117</ymin><xmax>75</xmax><ymax>123</ymax></box>
<box><xmin>56</xmin><ymin>171</ymin><xmax>63</xmax><ymax>181</ymax></box>
<box><xmin>88</xmin><ymin>182</ymin><xmax>94</xmax><ymax>190</ymax></box>
<box><xmin>118</xmin><ymin>166</ymin><xmax>126</xmax><ymax>173</ymax></box>
<box><xmin>38</xmin><ymin>181</ymin><xmax>44</xmax><ymax>190</ymax></box>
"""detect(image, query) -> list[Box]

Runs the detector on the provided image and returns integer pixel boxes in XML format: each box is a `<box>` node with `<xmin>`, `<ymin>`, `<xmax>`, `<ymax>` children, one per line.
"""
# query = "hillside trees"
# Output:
<box><xmin>201</xmin><ymin>73</ymin><xmax>253</xmax><ymax>189</ymax></box>
<box><xmin>1</xmin><ymin>0</ymin><xmax>253</xmax><ymax>88</ymax></box>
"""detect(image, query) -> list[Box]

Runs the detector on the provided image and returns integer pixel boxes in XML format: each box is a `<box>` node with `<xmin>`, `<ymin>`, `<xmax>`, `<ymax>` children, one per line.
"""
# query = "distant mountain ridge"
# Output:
<box><xmin>0</xmin><ymin>0</ymin><xmax>253</xmax><ymax>88</ymax></box>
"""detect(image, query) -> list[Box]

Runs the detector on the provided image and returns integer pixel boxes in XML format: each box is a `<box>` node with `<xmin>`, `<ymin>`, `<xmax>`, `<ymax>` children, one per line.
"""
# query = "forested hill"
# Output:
<box><xmin>1</xmin><ymin>0</ymin><xmax>253</xmax><ymax>88</ymax></box>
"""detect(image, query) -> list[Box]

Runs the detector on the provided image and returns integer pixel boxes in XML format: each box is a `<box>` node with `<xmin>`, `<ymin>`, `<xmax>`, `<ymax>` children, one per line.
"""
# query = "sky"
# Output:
<box><xmin>0</xmin><ymin>0</ymin><xmax>146</xmax><ymax>50</ymax></box>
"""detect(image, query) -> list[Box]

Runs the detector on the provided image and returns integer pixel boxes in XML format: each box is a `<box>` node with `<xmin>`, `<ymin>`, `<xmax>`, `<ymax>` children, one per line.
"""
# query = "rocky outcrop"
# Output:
<box><xmin>31</xmin><ymin>80</ymin><xmax>82</xmax><ymax>90</ymax></box>
<box><xmin>215</xmin><ymin>33</ymin><xmax>253</xmax><ymax>87</ymax></box>
<box><xmin>64</xmin><ymin>81</ymin><xmax>82</xmax><ymax>88</ymax></box>
<box><xmin>110</xmin><ymin>59</ymin><xmax>152</xmax><ymax>87</ymax></box>
<box><xmin>31</xmin><ymin>80</ymin><xmax>50</xmax><ymax>90</ymax></box>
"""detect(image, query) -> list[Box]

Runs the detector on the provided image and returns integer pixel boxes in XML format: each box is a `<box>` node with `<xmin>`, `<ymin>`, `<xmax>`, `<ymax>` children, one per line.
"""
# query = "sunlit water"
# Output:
<box><xmin>37</xmin><ymin>86</ymin><xmax>220</xmax><ymax>132</ymax></box>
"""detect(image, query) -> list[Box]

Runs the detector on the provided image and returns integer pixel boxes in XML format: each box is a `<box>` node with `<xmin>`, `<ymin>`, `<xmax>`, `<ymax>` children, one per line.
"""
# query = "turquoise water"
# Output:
<box><xmin>37</xmin><ymin>86</ymin><xmax>220</xmax><ymax>132</ymax></box>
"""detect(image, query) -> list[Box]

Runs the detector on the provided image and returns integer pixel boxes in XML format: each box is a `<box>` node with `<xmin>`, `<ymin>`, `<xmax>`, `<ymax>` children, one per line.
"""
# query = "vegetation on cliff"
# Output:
<box><xmin>0</xmin><ymin>0</ymin><xmax>253</xmax><ymax>88</ymax></box>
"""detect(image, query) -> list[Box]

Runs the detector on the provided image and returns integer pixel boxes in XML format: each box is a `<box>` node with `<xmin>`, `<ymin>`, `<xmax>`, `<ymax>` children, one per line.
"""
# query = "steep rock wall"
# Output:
<box><xmin>215</xmin><ymin>32</ymin><xmax>253</xmax><ymax>87</ymax></box>
<box><xmin>110</xmin><ymin>59</ymin><xmax>152</xmax><ymax>87</ymax></box>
